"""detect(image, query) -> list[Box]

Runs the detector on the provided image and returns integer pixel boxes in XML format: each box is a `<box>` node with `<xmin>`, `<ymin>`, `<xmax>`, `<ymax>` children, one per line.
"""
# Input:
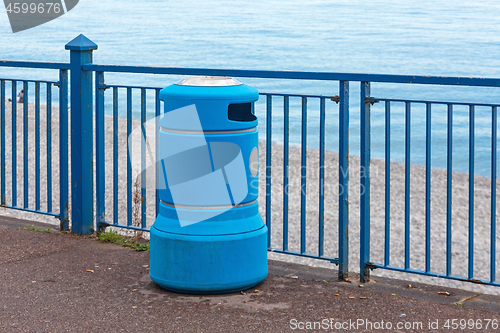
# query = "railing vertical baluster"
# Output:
<box><xmin>127</xmin><ymin>88</ymin><xmax>133</xmax><ymax>227</ymax></box>
<box><xmin>23</xmin><ymin>81</ymin><xmax>28</xmax><ymax>208</ymax></box>
<box><xmin>468</xmin><ymin>105</ymin><xmax>475</xmax><ymax>279</ymax></box>
<box><xmin>318</xmin><ymin>98</ymin><xmax>326</xmax><ymax>258</ymax></box>
<box><xmin>384</xmin><ymin>101</ymin><xmax>391</xmax><ymax>266</ymax></box>
<box><xmin>319</xmin><ymin>98</ymin><xmax>325</xmax><ymax>258</ymax></box>
<box><xmin>266</xmin><ymin>95</ymin><xmax>272</xmax><ymax>248</ymax></box>
<box><xmin>95</xmin><ymin>71</ymin><xmax>105</xmax><ymax>232</ymax></box>
<box><xmin>35</xmin><ymin>82</ymin><xmax>40</xmax><ymax>211</ymax></box>
<box><xmin>360</xmin><ymin>82</ymin><xmax>371</xmax><ymax>282</ymax></box>
<box><xmin>301</xmin><ymin>97</ymin><xmax>308</xmax><ymax>255</ymax></box>
<box><xmin>283</xmin><ymin>96</ymin><xmax>289</xmax><ymax>251</ymax></box>
<box><xmin>59</xmin><ymin>70</ymin><xmax>69</xmax><ymax>231</ymax></box>
<box><xmin>491</xmin><ymin>106</ymin><xmax>497</xmax><ymax>283</ymax></box>
<box><xmin>0</xmin><ymin>80</ymin><xmax>5</xmax><ymax>206</ymax></box>
<box><xmin>338</xmin><ymin>81</ymin><xmax>349</xmax><ymax>279</ymax></box>
<box><xmin>59</xmin><ymin>69</ymin><xmax>69</xmax><ymax>230</ymax></box>
<box><xmin>141</xmin><ymin>88</ymin><xmax>147</xmax><ymax>229</ymax></box>
<box><xmin>425</xmin><ymin>103</ymin><xmax>431</xmax><ymax>273</ymax></box>
<box><xmin>11</xmin><ymin>80</ymin><xmax>16</xmax><ymax>207</ymax></box>
<box><xmin>155</xmin><ymin>89</ymin><xmax>161</xmax><ymax>218</ymax></box>
<box><xmin>446</xmin><ymin>104</ymin><xmax>453</xmax><ymax>276</ymax></box>
<box><xmin>113</xmin><ymin>87</ymin><xmax>119</xmax><ymax>225</ymax></box>
<box><xmin>404</xmin><ymin>102</ymin><xmax>411</xmax><ymax>270</ymax></box>
<box><xmin>46</xmin><ymin>83</ymin><xmax>52</xmax><ymax>213</ymax></box>
<box><xmin>11</xmin><ymin>81</ymin><xmax>17</xmax><ymax>207</ymax></box>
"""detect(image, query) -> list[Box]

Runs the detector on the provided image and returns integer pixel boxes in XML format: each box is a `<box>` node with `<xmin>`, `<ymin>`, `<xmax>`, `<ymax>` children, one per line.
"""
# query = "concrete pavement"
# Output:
<box><xmin>0</xmin><ymin>216</ymin><xmax>499</xmax><ymax>332</ymax></box>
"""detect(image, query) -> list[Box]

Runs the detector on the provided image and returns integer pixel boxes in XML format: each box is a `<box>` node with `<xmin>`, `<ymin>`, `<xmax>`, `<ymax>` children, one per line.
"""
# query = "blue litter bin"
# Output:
<box><xmin>150</xmin><ymin>76</ymin><xmax>268</xmax><ymax>293</ymax></box>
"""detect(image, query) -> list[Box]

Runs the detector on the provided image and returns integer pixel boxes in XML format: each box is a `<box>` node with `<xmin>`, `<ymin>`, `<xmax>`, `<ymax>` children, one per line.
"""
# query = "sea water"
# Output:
<box><xmin>0</xmin><ymin>0</ymin><xmax>499</xmax><ymax>176</ymax></box>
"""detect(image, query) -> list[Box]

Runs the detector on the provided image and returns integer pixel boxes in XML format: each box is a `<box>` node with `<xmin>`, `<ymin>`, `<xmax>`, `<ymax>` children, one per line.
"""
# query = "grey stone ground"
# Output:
<box><xmin>0</xmin><ymin>216</ymin><xmax>499</xmax><ymax>332</ymax></box>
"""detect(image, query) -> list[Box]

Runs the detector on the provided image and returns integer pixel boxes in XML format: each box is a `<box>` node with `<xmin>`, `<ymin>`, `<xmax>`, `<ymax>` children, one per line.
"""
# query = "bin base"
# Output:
<box><xmin>150</xmin><ymin>222</ymin><xmax>268</xmax><ymax>294</ymax></box>
<box><xmin>150</xmin><ymin>274</ymin><xmax>263</xmax><ymax>295</ymax></box>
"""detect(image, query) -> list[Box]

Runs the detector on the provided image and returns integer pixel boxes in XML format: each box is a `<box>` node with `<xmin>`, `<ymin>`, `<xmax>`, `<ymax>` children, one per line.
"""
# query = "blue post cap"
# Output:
<box><xmin>65</xmin><ymin>34</ymin><xmax>98</xmax><ymax>51</ymax></box>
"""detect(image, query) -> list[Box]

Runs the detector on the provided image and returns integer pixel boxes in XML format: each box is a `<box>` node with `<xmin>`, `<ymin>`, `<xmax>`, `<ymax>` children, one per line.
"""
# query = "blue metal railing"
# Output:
<box><xmin>93</xmin><ymin>84</ymin><xmax>343</xmax><ymax>265</ymax></box>
<box><xmin>0</xmin><ymin>75</ymin><xmax>69</xmax><ymax>228</ymax></box>
<box><xmin>362</xmin><ymin>97</ymin><xmax>500</xmax><ymax>286</ymax></box>
<box><xmin>94</xmin><ymin>83</ymin><xmax>163</xmax><ymax>233</ymax></box>
<box><xmin>1</xmin><ymin>34</ymin><xmax>500</xmax><ymax>287</ymax></box>
<box><xmin>258</xmin><ymin>93</ymin><xmax>340</xmax><ymax>266</ymax></box>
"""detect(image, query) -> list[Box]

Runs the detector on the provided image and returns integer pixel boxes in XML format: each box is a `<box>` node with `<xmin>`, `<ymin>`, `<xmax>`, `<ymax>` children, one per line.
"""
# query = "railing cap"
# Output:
<box><xmin>65</xmin><ymin>34</ymin><xmax>98</xmax><ymax>51</ymax></box>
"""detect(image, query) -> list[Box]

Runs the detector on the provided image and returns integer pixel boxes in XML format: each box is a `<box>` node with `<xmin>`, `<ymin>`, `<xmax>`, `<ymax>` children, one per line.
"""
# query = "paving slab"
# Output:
<box><xmin>0</xmin><ymin>216</ymin><xmax>499</xmax><ymax>332</ymax></box>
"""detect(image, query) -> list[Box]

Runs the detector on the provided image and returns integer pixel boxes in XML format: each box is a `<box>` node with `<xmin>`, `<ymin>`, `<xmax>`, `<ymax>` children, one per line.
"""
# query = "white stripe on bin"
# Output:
<box><xmin>160</xmin><ymin>199</ymin><xmax>257</xmax><ymax>210</ymax></box>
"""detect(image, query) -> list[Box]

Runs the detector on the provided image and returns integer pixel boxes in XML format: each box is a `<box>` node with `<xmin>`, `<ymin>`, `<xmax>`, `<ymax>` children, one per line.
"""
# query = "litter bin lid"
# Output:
<box><xmin>175</xmin><ymin>76</ymin><xmax>242</xmax><ymax>87</ymax></box>
<box><xmin>160</xmin><ymin>76</ymin><xmax>259</xmax><ymax>131</ymax></box>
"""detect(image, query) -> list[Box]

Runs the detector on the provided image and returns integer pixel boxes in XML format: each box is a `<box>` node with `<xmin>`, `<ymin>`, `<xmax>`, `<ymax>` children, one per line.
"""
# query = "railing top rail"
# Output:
<box><xmin>84</xmin><ymin>64</ymin><xmax>500</xmax><ymax>87</ymax></box>
<box><xmin>3</xmin><ymin>59</ymin><xmax>500</xmax><ymax>87</ymax></box>
<box><xmin>100</xmin><ymin>84</ymin><xmax>162</xmax><ymax>90</ymax></box>
<box><xmin>373</xmin><ymin>97</ymin><xmax>500</xmax><ymax>108</ymax></box>
<box><xmin>0</xmin><ymin>78</ymin><xmax>60</xmax><ymax>85</ymax></box>
<box><xmin>0</xmin><ymin>60</ymin><xmax>70</xmax><ymax>70</ymax></box>
<box><xmin>259</xmin><ymin>92</ymin><xmax>335</xmax><ymax>99</ymax></box>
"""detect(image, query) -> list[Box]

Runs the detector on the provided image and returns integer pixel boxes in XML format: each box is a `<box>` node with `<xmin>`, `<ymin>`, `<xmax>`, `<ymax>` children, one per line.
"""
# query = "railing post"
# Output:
<box><xmin>65</xmin><ymin>34</ymin><xmax>97</xmax><ymax>235</ymax></box>
<box><xmin>360</xmin><ymin>82</ymin><xmax>371</xmax><ymax>283</ymax></box>
<box><xmin>338</xmin><ymin>81</ymin><xmax>349</xmax><ymax>280</ymax></box>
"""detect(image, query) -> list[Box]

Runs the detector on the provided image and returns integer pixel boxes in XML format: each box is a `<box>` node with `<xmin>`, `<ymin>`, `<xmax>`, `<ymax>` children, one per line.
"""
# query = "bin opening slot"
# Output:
<box><xmin>228</xmin><ymin>103</ymin><xmax>256</xmax><ymax>122</ymax></box>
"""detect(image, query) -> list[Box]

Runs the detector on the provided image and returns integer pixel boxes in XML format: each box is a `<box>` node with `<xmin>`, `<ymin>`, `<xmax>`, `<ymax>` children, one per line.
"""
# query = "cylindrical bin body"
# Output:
<box><xmin>150</xmin><ymin>76</ymin><xmax>268</xmax><ymax>293</ymax></box>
